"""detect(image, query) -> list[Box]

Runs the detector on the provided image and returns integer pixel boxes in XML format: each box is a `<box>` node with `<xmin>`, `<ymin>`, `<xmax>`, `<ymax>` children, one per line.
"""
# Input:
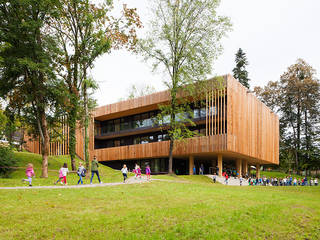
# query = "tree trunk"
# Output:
<box><xmin>39</xmin><ymin>110</ymin><xmax>50</xmax><ymax>178</ymax></box>
<box><xmin>168</xmin><ymin>139</ymin><xmax>174</xmax><ymax>174</ymax></box>
<box><xmin>83</xmin><ymin>81</ymin><xmax>90</xmax><ymax>170</ymax></box>
<box><xmin>69</xmin><ymin>105</ymin><xmax>77</xmax><ymax>171</ymax></box>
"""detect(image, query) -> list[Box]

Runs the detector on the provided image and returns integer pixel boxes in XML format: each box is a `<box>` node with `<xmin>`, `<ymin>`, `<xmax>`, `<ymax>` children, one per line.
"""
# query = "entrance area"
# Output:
<box><xmin>194</xmin><ymin>159</ymin><xmax>216</xmax><ymax>175</ymax></box>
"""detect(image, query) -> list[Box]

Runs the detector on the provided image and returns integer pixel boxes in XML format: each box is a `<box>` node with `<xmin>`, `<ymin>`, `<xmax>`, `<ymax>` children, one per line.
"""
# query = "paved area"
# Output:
<box><xmin>0</xmin><ymin>176</ymin><xmax>153</xmax><ymax>190</ymax></box>
<box><xmin>206</xmin><ymin>174</ymin><xmax>249</xmax><ymax>186</ymax></box>
<box><xmin>0</xmin><ymin>176</ymin><xmax>187</xmax><ymax>190</ymax></box>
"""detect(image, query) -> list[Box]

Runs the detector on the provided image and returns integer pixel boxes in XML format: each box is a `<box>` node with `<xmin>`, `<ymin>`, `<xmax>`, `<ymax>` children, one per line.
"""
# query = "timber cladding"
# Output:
<box><xmin>93</xmin><ymin>74</ymin><xmax>279</xmax><ymax>165</ymax></box>
<box><xmin>226</xmin><ymin>75</ymin><xmax>279</xmax><ymax>164</ymax></box>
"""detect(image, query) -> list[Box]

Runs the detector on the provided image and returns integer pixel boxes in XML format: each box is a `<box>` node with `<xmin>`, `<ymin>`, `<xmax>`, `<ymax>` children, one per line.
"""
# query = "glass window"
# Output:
<box><xmin>133</xmin><ymin>137</ymin><xmax>140</xmax><ymax>145</ymax></box>
<box><xmin>163</xmin><ymin>115</ymin><xmax>170</xmax><ymax>124</ymax></box>
<box><xmin>141</xmin><ymin>136</ymin><xmax>149</xmax><ymax>144</ymax></box>
<box><xmin>158</xmin><ymin>134</ymin><xmax>163</xmax><ymax>142</ymax></box>
<box><xmin>200</xmin><ymin>108</ymin><xmax>206</xmax><ymax>118</ymax></box>
<box><xmin>114</xmin><ymin>119</ymin><xmax>120</xmax><ymax>132</ymax></box>
<box><xmin>193</xmin><ymin>109</ymin><xmax>200</xmax><ymax>119</ymax></box>
<box><xmin>133</xmin><ymin>115</ymin><xmax>140</xmax><ymax>128</ymax></box>
<box><xmin>163</xmin><ymin>134</ymin><xmax>170</xmax><ymax>141</ymax></box>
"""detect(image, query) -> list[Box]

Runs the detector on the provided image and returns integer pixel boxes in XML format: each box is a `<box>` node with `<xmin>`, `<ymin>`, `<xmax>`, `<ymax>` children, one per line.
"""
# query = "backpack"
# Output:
<box><xmin>81</xmin><ymin>168</ymin><xmax>86</xmax><ymax>177</ymax></box>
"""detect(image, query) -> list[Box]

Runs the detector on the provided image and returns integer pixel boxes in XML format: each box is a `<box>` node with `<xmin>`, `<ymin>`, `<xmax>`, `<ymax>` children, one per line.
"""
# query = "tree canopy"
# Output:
<box><xmin>254</xmin><ymin>59</ymin><xmax>320</xmax><ymax>173</ymax></box>
<box><xmin>139</xmin><ymin>0</ymin><xmax>231</xmax><ymax>173</ymax></box>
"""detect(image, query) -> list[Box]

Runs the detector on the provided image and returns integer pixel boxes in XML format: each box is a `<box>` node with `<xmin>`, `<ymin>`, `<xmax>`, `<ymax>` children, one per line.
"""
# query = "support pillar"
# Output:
<box><xmin>217</xmin><ymin>154</ymin><xmax>223</xmax><ymax>176</ymax></box>
<box><xmin>242</xmin><ymin>160</ymin><xmax>248</xmax><ymax>176</ymax></box>
<box><xmin>189</xmin><ymin>155</ymin><xmax>194</xmax><ymax>175</ymax></box>
<box><xmin>256</xmin><ymin>164</ymin><xmax>260</xmax><ymax>178</ymax></box>
<box><xmin>236</xmin><ymin>159</ymin><xmax>242</xmax><ymax>178</ymax></box>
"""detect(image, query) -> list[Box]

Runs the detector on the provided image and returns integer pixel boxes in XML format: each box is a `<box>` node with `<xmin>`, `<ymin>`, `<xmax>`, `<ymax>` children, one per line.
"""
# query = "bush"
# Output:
<box><xmin>0</xmin><ymin>146</ymin><xmax>17</xmax><ymax>177</ymax></box>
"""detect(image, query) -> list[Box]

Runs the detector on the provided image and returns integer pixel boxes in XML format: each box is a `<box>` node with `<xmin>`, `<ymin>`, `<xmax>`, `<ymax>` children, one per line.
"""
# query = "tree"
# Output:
<box><xmin>51</xmin><ymin>0</ymin><xmax>142</xmax><ymax>170</ymax></box>
<box><xmin>0</xmin><ymin>0</ymin><xmax>59</xmax><ymax>177</ymax></box>
<box><xmin>139</xmin><ymin>0</ymin><xmax>231</xmax><ymax>173</ymax></box>
<box><xmin>254</xmin><ymin>59</ymin><xmax>320</xmax><ymax>173</ymax></box>
<box><xmin>233</xmin><ymin>48</ymin><xmax>250</xmax><ymax>89</ymax></box>
<box><xmin>127</xmin><ymin>83</ymin><xmax>156</xmax><ymax>100</ymax></box>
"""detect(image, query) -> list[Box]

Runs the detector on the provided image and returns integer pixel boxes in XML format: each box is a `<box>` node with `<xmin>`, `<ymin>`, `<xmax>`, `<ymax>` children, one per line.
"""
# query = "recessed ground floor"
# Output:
<box><xmin>101</xmin><ymin>154</ymin><xmax>263</xmax><ymax>178</ymax></box>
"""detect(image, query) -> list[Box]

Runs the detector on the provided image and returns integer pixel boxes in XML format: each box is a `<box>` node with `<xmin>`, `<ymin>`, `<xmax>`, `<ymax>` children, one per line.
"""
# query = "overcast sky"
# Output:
<box><xmin>92</xmin><ymin>0</ymin><xmax>320</xmax><ymax>106</ymax></box>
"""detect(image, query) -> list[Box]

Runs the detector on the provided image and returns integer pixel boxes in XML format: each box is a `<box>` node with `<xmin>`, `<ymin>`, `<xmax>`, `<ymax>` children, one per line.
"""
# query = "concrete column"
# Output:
<box><xmin>242</xmin><ymin>160</ymin><xmax>248</xmax><ymax>176</ymax></box>
<box><xmin>256</xmin><ymin>164</ymin><xmax>260</xmax><ymax>178</ymax></box>
<box><xmin>236</xmin><ymin>159</ymin><xmax>242</xmax><ymax>178</ymax></box>
<box><xmin>189</xmin><ymin>155</ymin><xmax>194</xmax><ymax>175</ymax></box>
<box><xmin>217</xmin><ymin>154</ymin><xmax>223</xmax><ymax>176</ymax></box>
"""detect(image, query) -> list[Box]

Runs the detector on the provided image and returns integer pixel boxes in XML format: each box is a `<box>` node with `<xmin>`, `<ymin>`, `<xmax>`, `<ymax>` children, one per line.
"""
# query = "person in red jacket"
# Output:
<box><xmin>225</xmin><ymin>174</ymin><xmax>229</xmax><ymax>185</ymax></box>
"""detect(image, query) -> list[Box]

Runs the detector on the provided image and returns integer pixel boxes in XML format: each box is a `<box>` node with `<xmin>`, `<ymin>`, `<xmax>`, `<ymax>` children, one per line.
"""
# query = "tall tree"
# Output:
<box><xmin>254</xmin><ymin>59</ymin><xmax>320</xmax><ymax>173</ymax></box>
<box><xmin>0</xmin><ymin>0</ymin><xmax>58</xmax><ymax>177</ymax></box>
<box><xmin>51</xmin><ymin>0</ymin><xmax>142</xmax><ymax>170</ymax></box>
<box><xmin>233</xmin><ymin>48</ymin><xmax>250</xmax><ymax>89</ymax></box>
<box><xmin>139</xmin><ymin>0</ymin><xmax>231</xmax><ymax>173</ymax></box>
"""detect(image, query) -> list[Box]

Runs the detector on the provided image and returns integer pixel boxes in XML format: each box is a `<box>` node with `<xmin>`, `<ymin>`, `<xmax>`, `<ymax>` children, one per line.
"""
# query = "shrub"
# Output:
<box><xmin>0</xmin><ymin>146</ymin><xmax>17</xmax><ymax>177</ymax></box>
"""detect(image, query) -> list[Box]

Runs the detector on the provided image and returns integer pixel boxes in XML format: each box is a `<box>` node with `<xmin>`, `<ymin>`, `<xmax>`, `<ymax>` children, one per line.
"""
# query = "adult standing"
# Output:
<box><xmin>90</xmin><ymin>156</ymin><xmax>102</xmax><ymax>184</ymax></box>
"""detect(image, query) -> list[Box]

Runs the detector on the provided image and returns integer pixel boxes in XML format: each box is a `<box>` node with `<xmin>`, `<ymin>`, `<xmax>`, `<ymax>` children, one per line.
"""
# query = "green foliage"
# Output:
<box><xmin>139</xmin><ymin>0</ymin><xmax>231</xmax><ymax>172</ymax></box>
<box><xmin>0</xmin><ymin>146</ymin><xmax>16</xmax><ymax>177</ymax></box>
<box><xmin>51</xmin><ymin>0</ymin><xmax>141</xmax><ymax>169</ymax></box>
<box><xmin>0</xmin><ymin>0</ymin><xmax>60</xmax><ymax>177</ymax></box>
<box><xmin>233</xmin><ymin>48</ymin><xmax>250</xmax><ymax>89</ymax></box>
<box><xmin>254</xmin><ymin>59</ymin><xmax>320</xmax><ymax>172</ymax></box>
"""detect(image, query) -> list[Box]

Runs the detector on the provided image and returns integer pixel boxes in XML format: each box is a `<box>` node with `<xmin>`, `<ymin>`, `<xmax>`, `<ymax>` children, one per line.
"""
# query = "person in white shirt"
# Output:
<box><xmin>121</xmin><ymin>164</ymin><xmax>128</xmax><ymax>183</ymax></box>
<box><xmin>55</xmin><ymin>163</ymin><xmax>69</xmax><ymax>185</ymax></box>
<box><xmin>293</xmin><ymin>178</ymin><xmax>297</xmax><ymax>186</ymax></box>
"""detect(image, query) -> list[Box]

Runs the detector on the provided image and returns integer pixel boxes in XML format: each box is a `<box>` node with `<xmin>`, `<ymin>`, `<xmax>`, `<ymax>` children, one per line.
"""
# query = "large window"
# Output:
<box><xmin>95</xmin><ymin>101</ymin><xmax>217</xmax><ymax>137</ymax></box>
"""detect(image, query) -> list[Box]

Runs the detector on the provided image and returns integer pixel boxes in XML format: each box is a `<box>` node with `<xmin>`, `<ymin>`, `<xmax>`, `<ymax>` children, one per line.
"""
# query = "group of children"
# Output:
<box><xmin>120</xmin><ymin>164</ymin><xmax>151</xmax><ymax>183</ymax></box>
<box><xmin>22</xmin><ymin>160</ymin><xmax>151</xmax><ymax>187</ymax></box>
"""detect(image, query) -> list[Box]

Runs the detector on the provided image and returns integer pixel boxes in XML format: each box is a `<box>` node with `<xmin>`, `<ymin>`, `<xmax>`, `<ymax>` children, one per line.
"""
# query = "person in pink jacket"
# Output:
<box><xmin>22</xmin><ymin>163</ymin><xmax>35</xmax><ymax>187</ymax></box>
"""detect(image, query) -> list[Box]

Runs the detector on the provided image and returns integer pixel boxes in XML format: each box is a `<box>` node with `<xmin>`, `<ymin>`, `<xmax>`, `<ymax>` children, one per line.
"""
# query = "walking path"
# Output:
<box><xmin>0</xmin><ymin>176</ymin><xmax>187</xmax><ymax>190</ymax></box>
<box><xmin>206</xmin><ymin>174</ymin><xmax>249</xmax><ymax>186</ymax></box>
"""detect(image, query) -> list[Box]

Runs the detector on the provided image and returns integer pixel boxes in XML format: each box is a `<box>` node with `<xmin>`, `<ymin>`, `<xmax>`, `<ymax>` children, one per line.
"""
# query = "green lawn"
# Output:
<box><xmin>0</xmin><ymin>180</ymin><xmax>319</xmax><ymax>239</ymax></box>
<box><xmin>1</xmin><ymin>152</ymin><xmax>320</xmax><ymax>239</ymax></box>
<box><xmin>0</xmin><ymin>152</ymin><xmax>127</xmax><ymax>187</ymax></box>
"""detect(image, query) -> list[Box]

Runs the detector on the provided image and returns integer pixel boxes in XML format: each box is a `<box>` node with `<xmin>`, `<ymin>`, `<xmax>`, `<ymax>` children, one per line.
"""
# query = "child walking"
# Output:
<box><xmin>22</xmin><ymin>163</ymin><xmax>35</xmax><ymax>187</ymax></box>
<box><xmin>136</xmin><ymin>165</ymin><xmax>141</xmax><ymax>179</ymax></box>
<box><xmin>77</xmin><ymin>162</ymin><xmax>86</xmax><ymax>185</ymax></box>
<box><xmin>121</xmin><ymin>164</ymin><xmax>128</xmax><ymax>183</ymax></box>
<box><xmin>145</xmin><ymin>165</ymin><xmax>151</xmax><ymax>181</ymax></box>
<box><xmin>55</xmin><ymin>163</ymin><xmax>69</xmax><ymax>185</ymax></box>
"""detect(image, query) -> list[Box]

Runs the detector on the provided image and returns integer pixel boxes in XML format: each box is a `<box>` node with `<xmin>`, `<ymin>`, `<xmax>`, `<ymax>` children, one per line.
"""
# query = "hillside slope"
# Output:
<box><xmin>0</xmin><ymin>152</ymin><xmax>125</xmax><ymax>187</ymax></box>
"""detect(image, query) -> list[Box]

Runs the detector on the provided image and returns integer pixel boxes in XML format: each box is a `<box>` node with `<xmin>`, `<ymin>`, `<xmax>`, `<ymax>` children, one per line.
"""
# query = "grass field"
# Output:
<box><xmin>1</xmin><ymin>178</ymin><xmax>320</xmax><ymax>239</ymax></box>
<box><xmin>0</xmin><ymin>152</ymin><xmax>128</xmax><ymax>187</ymax></box>
<box><xmin>1</xmin><ymin>152</ymin><xmax>320</xmax><ymax>239</ymax></box>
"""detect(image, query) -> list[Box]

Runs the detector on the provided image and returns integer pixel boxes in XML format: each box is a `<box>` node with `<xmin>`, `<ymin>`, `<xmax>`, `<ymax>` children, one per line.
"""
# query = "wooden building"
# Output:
<box><xmin>24</xmin><ymin>74</ymin><xmax>279</xmax><ymax>177</ymax></box>
<box><xmin>92</xmin><ymin>74</ymin><xmax>279</xmax><ymax>177</ymax></box>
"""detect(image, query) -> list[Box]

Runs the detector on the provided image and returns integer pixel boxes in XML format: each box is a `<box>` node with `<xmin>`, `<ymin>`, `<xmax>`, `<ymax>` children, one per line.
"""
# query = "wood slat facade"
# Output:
<box><xmin>92</xmin><ymin>74</ymin><xmax>279</xmax><ymax>166</ymax></box>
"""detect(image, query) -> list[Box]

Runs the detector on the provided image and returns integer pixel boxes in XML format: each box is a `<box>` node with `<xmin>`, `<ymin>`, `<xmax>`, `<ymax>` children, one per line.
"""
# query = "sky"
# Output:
<box><xmin>92</xmin><ymin>0</ymin><xmax>320</xmax><ymax>106</ymax></box>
